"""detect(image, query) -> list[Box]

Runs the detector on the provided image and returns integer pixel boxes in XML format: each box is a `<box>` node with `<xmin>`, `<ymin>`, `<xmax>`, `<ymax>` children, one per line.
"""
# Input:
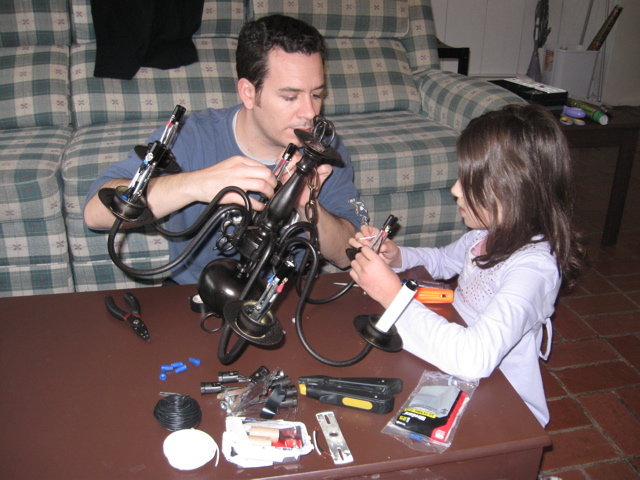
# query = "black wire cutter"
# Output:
<box><xmin>104</xmin><ymin>292</ymin><xmax>150</xmax><ymax>342</ymax></box>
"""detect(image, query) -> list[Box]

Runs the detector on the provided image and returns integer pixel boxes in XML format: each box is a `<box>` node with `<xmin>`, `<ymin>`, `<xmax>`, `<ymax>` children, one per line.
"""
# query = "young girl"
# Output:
<box><xmin>348</xmin><ymin>103</ymin><xmax>586</xmax><ymax>427</ymax></box>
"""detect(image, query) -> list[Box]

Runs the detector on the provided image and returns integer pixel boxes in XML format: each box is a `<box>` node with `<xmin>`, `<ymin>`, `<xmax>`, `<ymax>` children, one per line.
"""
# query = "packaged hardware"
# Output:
<box><xmin>382</xmin><ymin>370</ymin><xmax>478</xmax><ymax>453</ymax></box>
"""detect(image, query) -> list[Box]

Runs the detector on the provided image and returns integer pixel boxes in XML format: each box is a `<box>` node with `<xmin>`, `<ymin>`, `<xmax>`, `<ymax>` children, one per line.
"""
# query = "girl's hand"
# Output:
<box><xmin>349</xmin><ymin>245</ymin><xmax>402</xmax><ymax>308</ymax></box>
<box><xmin>353</xmin><ymin>225</ymin><xmax>379</xmax><ymax>244</ymax></box>
<box><xmin>349</xmin><ymin>225</ymin><xmax>402</xmax><ymax>268</ymax></box>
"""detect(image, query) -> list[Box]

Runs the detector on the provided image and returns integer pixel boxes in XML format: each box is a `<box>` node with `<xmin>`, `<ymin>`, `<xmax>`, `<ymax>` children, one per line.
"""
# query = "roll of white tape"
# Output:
<box><xmin>163</xmin><ymin>428</ymin><xmax>219</xmax><ymax>470</ymax></box>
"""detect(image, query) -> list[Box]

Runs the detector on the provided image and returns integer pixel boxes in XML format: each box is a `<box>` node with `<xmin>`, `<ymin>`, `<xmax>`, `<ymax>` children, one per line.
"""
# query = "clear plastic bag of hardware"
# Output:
<box><xmin>382</xmin><ymin>370</ymin><xmax>478</xmax><ymax>453</ymax></box>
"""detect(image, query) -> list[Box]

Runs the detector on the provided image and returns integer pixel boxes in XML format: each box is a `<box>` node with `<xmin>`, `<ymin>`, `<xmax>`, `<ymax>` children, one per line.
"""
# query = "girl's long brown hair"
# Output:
<box><xmin>456</xmin><ymin>103</ymin><xmax>586</xmax><ymax>288</ymax></box>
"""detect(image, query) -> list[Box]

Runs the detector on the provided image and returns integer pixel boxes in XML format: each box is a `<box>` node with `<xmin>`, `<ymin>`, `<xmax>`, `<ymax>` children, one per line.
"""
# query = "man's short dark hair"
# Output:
<box><xmin>236</xmin><ymin>14</ymin><xmax>326</xmax><ymax>93</ymax></box>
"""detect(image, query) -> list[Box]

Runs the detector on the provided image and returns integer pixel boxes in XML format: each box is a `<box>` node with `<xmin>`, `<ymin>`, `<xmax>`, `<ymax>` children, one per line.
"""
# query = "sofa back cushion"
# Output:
<box><xmin>402</xmin><ymin>0</ymin><xmax>440</xmax><ymax>73</ymax></box>
<box><xmin>69</xmin><ymin>0</ymin><xmax>245</xmax><ymax>44</ymax></box>
<box><xmin>0</xmin><ymin>45</ymin><xmax>71</xmax><ymax>129</ymax></box>
<box><xmin>0</xmin><ymin>0</ymin><xmax>70</xmax><ymax>47</ymax></box>
<box><xmin>249</xmin><ymin>0</ymin><xmax>439</xmax><ymax>72</ymax></box>
<box><xmin>70</xmin><ymin>39</ymin><xmax>240</xmax><ymax>128</ymax></box>
<box><xmin>247</xmin><ymin>0</ymin><xmax>430</xmax><ymax>116</ymax></box>
<box><xmin>249</xmin><ymin>0</ymin><xmax>409</xmax><ymax>38</ymax></box>
<box><xmin>196</xmin><ymin>0</ymin><xmax>246</xmax><ymax>38</ymax></box>
<box><xmin>322</xmin><ymin>38</ymin><xmax>419</xmax><ymax>116</ymax></box>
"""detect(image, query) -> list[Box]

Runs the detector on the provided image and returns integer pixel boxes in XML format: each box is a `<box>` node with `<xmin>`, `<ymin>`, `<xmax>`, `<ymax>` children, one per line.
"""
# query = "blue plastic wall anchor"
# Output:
<box><xmin>174</xmin><ymin>364</ymin><xmax>188</xmax><ymax>373</ymax></box>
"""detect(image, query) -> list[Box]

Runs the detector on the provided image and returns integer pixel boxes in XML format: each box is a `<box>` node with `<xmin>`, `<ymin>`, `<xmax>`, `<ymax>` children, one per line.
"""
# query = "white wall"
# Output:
<box><xmin>431</xmin><ymin>0</ymin><xmax>640</xmax><ymax>106</ymax></box>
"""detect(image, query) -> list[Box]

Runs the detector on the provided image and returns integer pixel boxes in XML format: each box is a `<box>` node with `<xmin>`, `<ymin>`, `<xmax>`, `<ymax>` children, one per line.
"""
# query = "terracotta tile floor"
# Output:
<box><xmin>538</xmin><ymin>125</ymin><xmax>640</xmax><ymax>479</ymax></box>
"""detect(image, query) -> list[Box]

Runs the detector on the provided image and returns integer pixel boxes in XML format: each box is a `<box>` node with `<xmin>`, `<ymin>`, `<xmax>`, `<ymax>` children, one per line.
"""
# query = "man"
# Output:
<box><xmin>84</xmin><ymin>14</ymin><xmax>368</xmax><ymax>285</ymax></box>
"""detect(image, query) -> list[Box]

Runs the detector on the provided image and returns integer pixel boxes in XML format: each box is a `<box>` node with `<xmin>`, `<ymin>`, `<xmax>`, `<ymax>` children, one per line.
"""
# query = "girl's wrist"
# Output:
<box><xmin>381</xmin><ymin>279</ymin><xmax>403</xmax><ymax>308</ymax></box>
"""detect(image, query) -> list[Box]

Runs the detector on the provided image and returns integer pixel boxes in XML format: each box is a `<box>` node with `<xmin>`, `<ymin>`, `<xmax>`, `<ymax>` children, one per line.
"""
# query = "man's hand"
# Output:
<box><xmin>278</xmin><ymin>151</ymin><xmax>333</xmax><ymax>211</ymax></box>
<box><xmin>187</xmin><ymin>155</ymin><xmax>277</xmax><ymax>211</ymax></box>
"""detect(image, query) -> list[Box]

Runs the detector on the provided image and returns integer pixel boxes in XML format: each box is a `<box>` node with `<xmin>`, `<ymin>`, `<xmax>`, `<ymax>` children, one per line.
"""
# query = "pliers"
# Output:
<box><xmin>104</xmin><ymin>292</ymin><xmax>150</xmax><ymax>342</ymax></box>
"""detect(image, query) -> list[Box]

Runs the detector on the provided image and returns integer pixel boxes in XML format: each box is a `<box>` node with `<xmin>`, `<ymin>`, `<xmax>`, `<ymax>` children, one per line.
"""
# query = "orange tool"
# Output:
<box><xmin>414</xmin><ymin>287</ymin><xmax>454</xmax><ymax>304</ymax></box>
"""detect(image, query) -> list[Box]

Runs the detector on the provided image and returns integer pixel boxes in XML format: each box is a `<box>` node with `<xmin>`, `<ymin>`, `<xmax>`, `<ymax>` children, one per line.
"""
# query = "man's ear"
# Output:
<box><xmin>238</xmin><ymin>78</ymin><xmax>257</xmax><ymax>109</ymax></box>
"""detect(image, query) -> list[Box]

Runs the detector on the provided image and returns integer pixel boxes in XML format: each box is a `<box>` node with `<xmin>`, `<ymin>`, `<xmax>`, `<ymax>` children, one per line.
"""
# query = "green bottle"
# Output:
<box><xmin>567</xmin><ymin>98</ymin><xmax>609</xmax><ymax>125</ymax></box>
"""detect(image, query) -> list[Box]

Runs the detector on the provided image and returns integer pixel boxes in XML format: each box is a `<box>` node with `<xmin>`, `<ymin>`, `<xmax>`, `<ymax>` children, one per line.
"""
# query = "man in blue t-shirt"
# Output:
<box><xmin>84</xmin><ymin>14</ymin><xmax>368</xmax><ymax>285</ymax></box>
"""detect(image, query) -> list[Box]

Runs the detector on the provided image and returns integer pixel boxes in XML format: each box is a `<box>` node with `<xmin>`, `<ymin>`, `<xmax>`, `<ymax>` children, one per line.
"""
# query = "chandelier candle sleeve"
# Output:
<box><xmin>374</xmin><ymin>280</ymin><xmax>419</xmax><ymax>333</ymax></box>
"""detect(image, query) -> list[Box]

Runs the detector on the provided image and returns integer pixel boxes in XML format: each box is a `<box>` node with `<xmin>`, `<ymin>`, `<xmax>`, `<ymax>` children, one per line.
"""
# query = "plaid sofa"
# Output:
<box><xmin>0</xmin><ymin>0</ymin><xmax>523</xmax><ymax>297</ymax></box>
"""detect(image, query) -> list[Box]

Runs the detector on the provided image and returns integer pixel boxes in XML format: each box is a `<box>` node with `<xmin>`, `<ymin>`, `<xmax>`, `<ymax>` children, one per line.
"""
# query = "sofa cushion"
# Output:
<box><xmin>68</xmin><ymin>0</ymin><xmax>91</xmax><ymax>44</ymax></box>
<box><xmin>417</xmin><ymin>69</ymin><xmax>527</xmax><ymax>131</ymax></box>
<box><xmin>248</xmin><ymin>0</ymin><xmax>439</xmax><ymax>73</ymax></box>
<box><xmin>329</xmin><ymin>111</ymin><xmax>463</xmax><ymax>248</ymax></box>
<box><xmin>70</xmin><ymin>38</ymin><xmax>240</xmax><ymax>128</ymax></box>
<box><xmin>62</xmin><ymin>121</ymin><xmax>170</xmax><ymax>291</ymax></box>
<box><xmin>0</xmin><ymin>45</ymin><xmax>70</xmax><ymax>129</ymax></box>
<box><xmin>70</xmin><ymin>0</ymin><xmax>245</xmax><ymax>44</ymax></box>
<box><xmin>0</xmin><ymin>127</ymin><xmax>71</xmax><ymax>222</ymax></box>
<box><xmin>196</xmin><ymin>0</ymin><xmax>245</xmax><ymax>37</ymax></box>
<box><xmin>322</xmin><ymin>38</ymin><xmax>420</xmax><ymax>116</ymax></box>
<box><xmin>247</xmin><ymin>1</ymin><xmax>420</xmax><ymax>116</ymax></box>
<box><xmin>401</xmin><ymin>0</ymin><xmax>440</xmax><ymax>72</ymax></box>
<box><xmin>0</xmin><ymin>126</ymin><xmax>74</xmax><ymax>296</ymax></box>
<box><xmin>360</xmin><ymin>188</ymin><xmax>465</xmax><ymax>248</ymax></box>
<box><xmin>332</xmin><ymin>111</ymin><xmax>458</xmax><ymax>196</ymax></box>
<box><xmin>0</xmin><ymin>0</ymin><xmax>70</xmax><ymax>47</ymax></box>
<box><xmin>0</xmin><ymin>261</ymin><xmax>74</xmax><ymax>296</ymax></box>
<box><xmin>249</xmin><ymin>0</ymin><xmax>409</xmax><ymax>38</ymax></box>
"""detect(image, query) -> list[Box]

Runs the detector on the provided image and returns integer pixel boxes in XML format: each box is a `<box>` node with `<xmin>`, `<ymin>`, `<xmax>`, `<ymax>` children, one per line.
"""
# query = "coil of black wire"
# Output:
<box><xmin>153</xmin><ymin>394</ymin><xmax>202</xmax><ymax>431</ymax></box>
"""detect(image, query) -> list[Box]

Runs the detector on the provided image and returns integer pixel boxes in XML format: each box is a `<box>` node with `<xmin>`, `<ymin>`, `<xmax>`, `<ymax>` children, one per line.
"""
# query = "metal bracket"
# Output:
<box><xmin>315</xmin><ymin>411</ymin><xmax>353</xmax><ymax>464</ymax></box>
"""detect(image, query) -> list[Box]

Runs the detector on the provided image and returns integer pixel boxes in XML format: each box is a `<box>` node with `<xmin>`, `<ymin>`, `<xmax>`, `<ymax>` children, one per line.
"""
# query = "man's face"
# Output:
<box><xmin>249</xmin><ymin>48</ymin><xmax>326</xmax><ymax>157</ymax></box>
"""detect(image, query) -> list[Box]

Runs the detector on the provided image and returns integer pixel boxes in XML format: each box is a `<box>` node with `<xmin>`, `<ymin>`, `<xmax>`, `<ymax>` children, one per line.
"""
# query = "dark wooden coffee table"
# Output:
<box><xmin>0</xmin><ymin>269</ymin><xmax>550</xmax><ymax>479</ymax></box>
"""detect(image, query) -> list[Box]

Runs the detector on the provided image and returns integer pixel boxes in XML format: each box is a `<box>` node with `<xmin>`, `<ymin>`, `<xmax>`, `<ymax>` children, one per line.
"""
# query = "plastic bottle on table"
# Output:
<box><xmin>567</xmin><ymin>98</ymin><xmax>609</xmax><ymax>125</ymax></box>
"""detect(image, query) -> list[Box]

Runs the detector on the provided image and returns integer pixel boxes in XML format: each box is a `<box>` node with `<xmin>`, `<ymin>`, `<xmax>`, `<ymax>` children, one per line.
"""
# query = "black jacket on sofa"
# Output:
<box><xmin>91</xmin><ymin>0</ymin><xmax>205</xmax><ymax>80</ymax></box>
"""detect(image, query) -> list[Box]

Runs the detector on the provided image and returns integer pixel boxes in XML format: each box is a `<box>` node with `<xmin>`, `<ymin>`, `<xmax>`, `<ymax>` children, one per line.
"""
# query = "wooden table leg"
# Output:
<box><xmin>602</xmin><ymin>127</ymin><xmax>638</xmax><ymax>246</ymax></box>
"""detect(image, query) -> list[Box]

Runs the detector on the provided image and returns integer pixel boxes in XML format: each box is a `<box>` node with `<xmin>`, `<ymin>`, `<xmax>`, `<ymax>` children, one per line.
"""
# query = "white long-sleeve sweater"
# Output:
<box><xmin>394</xmin><ymin>229</ymin><xmax>560</xmax><ymax>426</ymax></box>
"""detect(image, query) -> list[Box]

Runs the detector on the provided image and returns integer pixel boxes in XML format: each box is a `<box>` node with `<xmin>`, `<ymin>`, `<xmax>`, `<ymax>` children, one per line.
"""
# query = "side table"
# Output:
<box><xmin>560</xmin><ymin>105</ymin><xmax>640</xmax><ymax>246</ymax></box>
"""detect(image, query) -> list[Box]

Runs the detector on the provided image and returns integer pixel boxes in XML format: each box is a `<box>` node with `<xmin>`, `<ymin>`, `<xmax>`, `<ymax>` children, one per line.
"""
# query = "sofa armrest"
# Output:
<box><xmin>415</xmin><ymin>69</ymin><xmax>526</xmax><ymax>132</ymax></box>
